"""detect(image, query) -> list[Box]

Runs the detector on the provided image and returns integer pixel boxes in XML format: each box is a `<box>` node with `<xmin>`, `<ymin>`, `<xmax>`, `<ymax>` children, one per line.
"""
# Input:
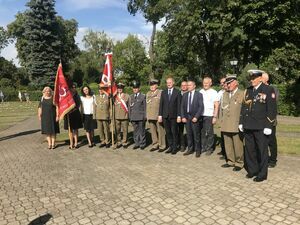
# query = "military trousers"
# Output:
<box><xmin>131</xmin><ymin>120</ymin><xmax>146</xmax><ymax>148</ymax></box>
<box><xmin>223</xmin><ymin>132</ymin><xmax>244</xmax><ymax>168</ymax></box>
<box><xmin>148</xmin><ymin>120</ymin><xmax>166</xmax><ymax>150</ymax></box>
<box><xmin>116</xmin><ymin>119</ymin><xmax>128</xmax><ymax>146</ymax></box>
<box><xmin>244</xmin><ymin>129</ymin><xmax>269</xmax><ymax>179</ymax></box>
<box><xmin>97</xmin><ymin>120</ymin><xmax>110</xmax><ymax>144</ymax></box>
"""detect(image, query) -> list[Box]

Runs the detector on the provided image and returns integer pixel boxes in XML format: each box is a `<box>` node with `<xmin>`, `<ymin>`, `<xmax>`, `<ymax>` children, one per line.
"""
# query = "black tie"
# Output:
<box><xmin>135</xmin><ymin>94</ymin><xmax>137</xmax><ymax>99</ymax></box>
<box><xmin>188</xmin><ymin>92</ymin><xmax>192</xmax><ymax>113</ymax></box>
<box><xmin>168</xmin><ymin>89</ymin><xmax>171</xmax><ymax>101</ymax></box>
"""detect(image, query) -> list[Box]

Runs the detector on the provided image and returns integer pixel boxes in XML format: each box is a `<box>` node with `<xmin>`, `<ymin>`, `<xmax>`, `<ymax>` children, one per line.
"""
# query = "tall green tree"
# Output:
<box><xmin>127</xmin><ymin>0</ymin><xmax>169</xmax><ymax>78</ymax></box>
<box><xmin>8</xmin><ymin>0</ymin><xmax>79</xmax><ymax>87</ymax></box>
<box><xmin>113</xmin><ymin>34</ymin><xmax>149</xmax><ymax>85</ymax></box>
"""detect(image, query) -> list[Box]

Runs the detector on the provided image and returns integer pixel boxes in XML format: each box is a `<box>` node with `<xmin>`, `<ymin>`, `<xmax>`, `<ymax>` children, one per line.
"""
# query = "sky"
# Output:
<box><xmin>0</xmin><ymin>0</ymin><xmax>163</xmax><ymax>65</ymax></box>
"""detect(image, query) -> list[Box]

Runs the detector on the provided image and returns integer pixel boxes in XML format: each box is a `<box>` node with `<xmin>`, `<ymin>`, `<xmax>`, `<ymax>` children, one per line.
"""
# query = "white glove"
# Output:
<box><xmin>263</xmin><ymin>128</ymin><xmax>272</xmax><ymax>135</ymax></box>
<box><xmin>238</xmin><ymin>124</ymin><xmax>243</xmax><ymax>132</ymax></box>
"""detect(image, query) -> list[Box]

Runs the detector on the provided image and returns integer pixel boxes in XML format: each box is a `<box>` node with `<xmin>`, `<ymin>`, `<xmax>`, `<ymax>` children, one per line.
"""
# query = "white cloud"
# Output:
<box><xmin>59</xmin><ymin>0</ymin><xmax>124</xmax><ymax>11</ymax></box>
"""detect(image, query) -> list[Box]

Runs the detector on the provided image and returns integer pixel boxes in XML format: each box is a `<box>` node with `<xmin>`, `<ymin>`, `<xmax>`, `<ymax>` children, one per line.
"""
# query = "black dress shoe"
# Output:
<box><xmin>140</xmin><ymin>146</ymin><xmax>145</xmax><ymax>150</ymax></box>
<box><xmin>195</xmin><ymin>152</ymin><xmax>201</xmax><ymax>158</ymax></box>
<box><xmin>217</xmin><ymin>151</ymin><xmax>223</xmax><ymax>155</ymax></box>
<box><xmin>253</xmin><ymin>177</ymin><xmax>266</xmax><ymax>182</ymax></box>
<box><xmin>165</xmin><ymin>149</ymin><xmax>172</xmax><ymax>154</ymax></box>
<box><xmin>99</xmin><ymin>143</ymin><xmax>106</xmax><ymax>148</ymax></box>
<box><xmin>88</xmin><ymin>145</ymin><xmax>93</xmax><ymax>148</ymax></box>
<box><xmin>183</xmin><ymin>150</ymin><xmax>194</xmax><ymax>156</ymax></box>
<box><xmin>245</xmin><ymin>173</ymin><xmax>257</xmax><ymax>179</ymax></box>
<box><xmin>105</xmin><ymin>144</ymin><xmax>110</xmax><ymax>148</ymax></box>
<box><xmin>116</xmin><ymin>144</ymin><xmax>122</xmax><ymax>149</ymax></box>
<box><xmin>133</xmin><ymin>145</ymin><xmax>139</xmax><ymax>150</ymax></box>
<box><xmin>180</xmin><ymin>146</ymin><xmax>186</xmax><ymax>152</ymax></box>
<box><xmin>221</xmin><ymin>163</ymin><xmax>232</xmax><ymax>168</ymax></box>
<box><xmin>158</xmin><ymin>148</ymin><xmax>165</xmax><ymax>152</ymax></box>
<box><xmin>233</xmin><ymin>166</ymin><xmax>242</xmax><ymax>171</ymax></box>
<box><xmin>123</xmin><ymin>145</ymin><xmax>128</xmax><ymax>149</ymax></box>
<box><xmin>150</xmin><ymin>147</ymin><xmax>158</xmax><ymax>152</ymax></box>
<box><xmin>171</xmin><ymin>151</ymin><xmax>177</xmax><ymax>155</ymax></box>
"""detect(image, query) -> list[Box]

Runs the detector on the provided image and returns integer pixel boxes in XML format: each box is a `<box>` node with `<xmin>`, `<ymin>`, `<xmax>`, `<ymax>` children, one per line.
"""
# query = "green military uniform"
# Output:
<box><xmin>94</xmin><ymin>93</ymin><xmax>110</xmax><ymax>146</ymax></box>
<box><xmin>220</xmin><ymin>85</ymin><xmax>244</xmax><ymax>168</ymax></box>
<box><xmin>146</xmin><ymin>88</ymin><xmax>166</xmax><ymax>151</ymax></box>
<box><xmin>115</xmin><ymin>92</ymin><xmax>129</xmax><ymax>147</ymax></box>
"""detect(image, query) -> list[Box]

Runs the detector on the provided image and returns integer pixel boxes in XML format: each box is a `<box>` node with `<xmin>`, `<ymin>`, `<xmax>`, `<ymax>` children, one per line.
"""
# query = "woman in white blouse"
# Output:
<box><xmin>80</xmin><ymin>86</ymin><xmax>97</xmax><ymax>147</ymax></box>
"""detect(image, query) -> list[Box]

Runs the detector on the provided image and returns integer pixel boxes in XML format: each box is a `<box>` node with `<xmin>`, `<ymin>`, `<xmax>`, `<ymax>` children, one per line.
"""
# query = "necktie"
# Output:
<box><xmin>135</xmin><ymin>94</ymin><xmax>137</xmax><ymax>99</ymax></box>
<box><xmin>188</xmin><ymin>92</ymin><xmax>192</xmax><ymax>113</ymax></box>
<box><xmin>168</xmin><ymin>89</ymin><xmax>171</xmax><ymax>101</ymax></box>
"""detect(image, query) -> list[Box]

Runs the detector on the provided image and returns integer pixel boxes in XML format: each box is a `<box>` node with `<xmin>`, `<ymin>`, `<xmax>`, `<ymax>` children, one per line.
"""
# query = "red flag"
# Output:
<box><xmin>53</xmin><ymin>63</ymin><xmax>75</xmax><ymax>120</ymax></box>
<box><xmin>100</xmin><ymin>53</ymin><xmax>117</xmax><ymax>96</ymax></box>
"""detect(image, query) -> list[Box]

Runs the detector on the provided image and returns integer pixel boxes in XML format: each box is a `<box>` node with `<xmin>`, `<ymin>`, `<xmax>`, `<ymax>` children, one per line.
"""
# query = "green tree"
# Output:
<box><xmin>8</xmin><ymin>0</ymin><xmax>79</xmax><ymax>87</ymax></box>
<box><xmin>113</xmin><ymin>34</ymin><xmax>149</xmax><ymax>85</ymax></box>
<box><xmin>0</xmin><ymin>27</ymin><xmax>9</xmax><ymax>52</ymax></box>
<box><xmin>127</xmin><ymin>0</ymin><xmax>169</xmax><ymax>78</ymax></box>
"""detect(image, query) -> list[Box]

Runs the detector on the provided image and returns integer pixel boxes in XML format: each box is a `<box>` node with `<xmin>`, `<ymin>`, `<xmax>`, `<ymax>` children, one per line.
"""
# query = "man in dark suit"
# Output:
<box><xmin>181</xmin><ymin>79</ymin><xmax>204</xmax><ymax>158</ymax></box>
<box><xmin>158</xmin><ymin>77</ymin><xmax>181</xmax><ymax>154</ymax></box>
<box><xmin>129</xmin><ymin>80</ymin><xmax>147</xmax><ymax>150</ymax></box>
<box><xmin>239</xmin><ymin>70</ymin><xmax>277</xmax><ymax>182</ymax></box>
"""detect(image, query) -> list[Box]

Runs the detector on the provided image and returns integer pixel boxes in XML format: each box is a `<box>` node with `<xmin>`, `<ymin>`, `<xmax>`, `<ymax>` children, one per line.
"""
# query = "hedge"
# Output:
<box><xmin>1</xmin><ymin>83</ymin><xmax>299</xmax><ymax>116</ymax></box>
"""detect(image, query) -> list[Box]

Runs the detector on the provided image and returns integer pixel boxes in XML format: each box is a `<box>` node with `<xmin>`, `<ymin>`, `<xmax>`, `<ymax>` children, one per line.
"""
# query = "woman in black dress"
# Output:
<box><xmin>64</xmin><ymin>84</ymin><xmax>83</xmax><ymax>149</ymax></box>
<box><xmin>38</xmin><ymin>87</ymin><xmax>60</xmax><ymax>149</ymax></box>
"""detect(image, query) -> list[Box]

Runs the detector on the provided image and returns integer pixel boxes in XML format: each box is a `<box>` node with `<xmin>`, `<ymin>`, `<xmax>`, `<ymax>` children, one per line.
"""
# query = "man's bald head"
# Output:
<box><xmin>262</xmin><ymin>72</ymin><xmax>269</xmax><ymax>85</ymax></box>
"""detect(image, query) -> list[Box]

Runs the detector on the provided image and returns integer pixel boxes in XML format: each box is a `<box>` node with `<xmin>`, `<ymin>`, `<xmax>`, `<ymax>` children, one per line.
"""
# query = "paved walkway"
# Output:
<box><xmin>0</xmin><ymin>117</ymin><xmax>300</xmax><ymax>225</ymax></box>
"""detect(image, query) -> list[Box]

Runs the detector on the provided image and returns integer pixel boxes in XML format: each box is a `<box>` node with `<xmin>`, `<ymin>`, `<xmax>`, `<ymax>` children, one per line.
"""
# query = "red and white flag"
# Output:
<box><xmin>100</xmin><ymin>53</ymin><xmax>117</xmax><ymax>96</ymax></box>
<box><xmin>53</xmin><ymin>63</ymin><xmax>75</xmax><ymax>120</ymax></box>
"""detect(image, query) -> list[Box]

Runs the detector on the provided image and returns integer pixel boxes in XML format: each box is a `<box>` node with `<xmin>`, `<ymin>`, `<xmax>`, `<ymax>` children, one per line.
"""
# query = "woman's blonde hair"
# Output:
<box><xmin>42</xmin><ymin>86</ymin><xmax>53</xmax><ymax>95</ymax></box>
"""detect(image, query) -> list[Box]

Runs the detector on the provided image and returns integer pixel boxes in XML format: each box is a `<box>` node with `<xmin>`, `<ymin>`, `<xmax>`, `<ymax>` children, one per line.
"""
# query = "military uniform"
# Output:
<box><xmin>115</xmin><ymin>91</ymin><xmax>129</xmax><ymax>147</ymax></box>
<box><xmin>129</xmin><ymin>81</ymin><xmax>146</xmax><ymax>149</ymax></box>
<box><xmin>240</xmin><ymin>70</ymin><xmax>277</xmax><ymax>182</ymax></box>
<box><xmin>94</xmin><ymin>93</ymin><xmax>110</xmax><ymax>146</ymax></box>
<box><xmin>220</xmin><ymin>77</ymin><xmax>244</xmax><ymax>169</ymax></box>
<box><xmin>146</xmin><ymin>84</ymin><xmax>166</xmax><ymax>151</ymax></box>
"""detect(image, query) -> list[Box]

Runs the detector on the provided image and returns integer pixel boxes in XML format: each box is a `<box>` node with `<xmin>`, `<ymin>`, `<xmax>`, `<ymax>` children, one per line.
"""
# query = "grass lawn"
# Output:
<box><xmin>0</xmin><ymin>101</ymin><xmax>38</xmax><ymax>131</ymax></box>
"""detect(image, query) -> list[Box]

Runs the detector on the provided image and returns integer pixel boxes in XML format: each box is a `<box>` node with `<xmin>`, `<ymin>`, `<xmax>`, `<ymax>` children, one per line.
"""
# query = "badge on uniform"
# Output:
<box><xmin>272</xmin><ymin>93</ymin><xmax>276</xmax><ymax>99</ymax></box>
<box><xmin>258</xmin><ymin>93</ymin><xmax>266</xmax><ymax>103</ymax></box>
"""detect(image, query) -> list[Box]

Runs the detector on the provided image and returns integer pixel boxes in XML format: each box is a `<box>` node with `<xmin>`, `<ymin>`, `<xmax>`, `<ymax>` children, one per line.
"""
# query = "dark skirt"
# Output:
<box><xmin>83</xmin><ymin>114</ymin><xmax>97</xmax><ymax>131</ymax></box>
<box><xmin>64</xmin><ymin>109</ymin><xmax>83</xmax><ymax>130</ymax></box>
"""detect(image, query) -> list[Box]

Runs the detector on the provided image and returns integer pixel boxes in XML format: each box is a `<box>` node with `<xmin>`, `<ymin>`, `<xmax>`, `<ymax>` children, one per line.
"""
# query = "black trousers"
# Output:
<box><xmin>132</xmin><ymin>121</ymin><xmax>146</xmax><ymax>148</ymax></box>
<box><xmin>163</xmin><ymin>118</ymin><xmax>178</xmax><ymax>152</ymax></box>
<box><xmin>201</xmin><ymin>116</ymin><xmax>214</xmax><ymax>152</ymax></box>
<box><xmin>244</xmin><ymin>129</ymin><xmax>269</xmax><ymax>179</ymax></box>
<box><xmin>185</xmin><ymin>116</ymin><xmax>201</xmax><ymax>152</ymax></box>
<box><xmin>178</xmin><ymin>123</ymin><xmax>186</xmax><ymax>148</ymax></box>
<box><xmin>268</xmin><ymin>126</ymin><xmax>278</xmax><ymax>164</ymax></box>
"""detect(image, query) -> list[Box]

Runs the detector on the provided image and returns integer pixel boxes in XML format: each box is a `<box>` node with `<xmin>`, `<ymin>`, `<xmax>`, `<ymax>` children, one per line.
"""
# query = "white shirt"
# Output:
<box><xmin>80</xmin><ymin>96</ymin><xmax>94</xmax><ymax>115</ymax></box>
<box><xmin>217</xmin><ymin>89</ymin><xmax>225</xmax><ymax>101</ymax></box>
<box><xmin>230</xmin><ymin>88</ymin><xmax>238</xmax><ymax>98</ymax></box>
<box><xmin>187</xmin><ymin>90</ymin><xmax>195</xmax><ymax>112</ymax></box>
<box><xmin>200</xmin><ymin>88</ymin><xmax>219</xmax><ymax>116</ymax></box>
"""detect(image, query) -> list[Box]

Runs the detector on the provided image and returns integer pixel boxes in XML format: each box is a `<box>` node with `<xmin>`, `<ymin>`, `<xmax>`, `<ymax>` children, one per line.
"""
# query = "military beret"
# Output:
<box><xmin>149</xmin><ymin>79</ymin><xmax>159</xmax><ymax>85</ymax></box>
<box><xmin>132</xmin><ymin>80</ymin><xmax>140</xmax><ymax>88</ymax></box>
<box><xmin>225</xmin><ymin>74</ymin><xmax>237</xmax><ymax>84</ymax></box>
<box><xmin>117</xmin><ymin>82</ymin><xmax>125</xmax><ymax>89</ymax></box>
<box><xmin>247</xmin><ymin>69</ymin><xmax>264</xmax><ymax>79</ymax></box>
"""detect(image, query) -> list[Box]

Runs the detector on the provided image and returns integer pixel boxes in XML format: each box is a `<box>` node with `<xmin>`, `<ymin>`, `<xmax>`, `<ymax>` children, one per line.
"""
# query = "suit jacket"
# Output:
<box><xmin>128</xmin><ymin>92</ymin><xmax>146</xmax><ymax>121</ymax></box>
<box><xmin>240</xmin><ymin>83</ymin><xmax>277</xmax><ymax>130</ymax></box>
<box><xmin>220</xmin><ymin>89</ymin><xmax>243</xmax><ymax>133</ymax></box>
<box><xmin>159</xmin><ymin>88</ymin><xmax>181</xmax><ymax>119</ymax></box>
<box><xmin>181</xmin><ymin>91</ymin><xmax>204</xmax><ymax>120</ymax></box>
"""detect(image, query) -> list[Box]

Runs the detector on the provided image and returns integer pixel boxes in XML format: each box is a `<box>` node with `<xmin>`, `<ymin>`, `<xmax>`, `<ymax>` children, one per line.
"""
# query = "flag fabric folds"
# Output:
<box><xmin>53</xmin><ymin>63</ymin><xmax>75</xmax><ymax>121</ymax></box>
<box><xmin>100</xmin><ymin>53</ymin><xmax>117</xmax><ymax>96</ymax></box>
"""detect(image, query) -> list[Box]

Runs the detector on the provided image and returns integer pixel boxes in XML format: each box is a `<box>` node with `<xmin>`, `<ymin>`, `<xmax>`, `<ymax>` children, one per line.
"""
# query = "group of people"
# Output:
<box><xmin>38</xmin><ymin>69</ymin><xmax>278</xmax><ymax>182</ymax></box>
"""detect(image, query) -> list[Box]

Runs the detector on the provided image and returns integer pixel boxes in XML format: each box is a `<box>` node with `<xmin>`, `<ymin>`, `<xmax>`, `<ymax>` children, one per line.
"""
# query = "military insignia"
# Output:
<box><xmin>272</xmin><ymin>93</ymin><xmax>275</xmax><ymax>99</ymax></box>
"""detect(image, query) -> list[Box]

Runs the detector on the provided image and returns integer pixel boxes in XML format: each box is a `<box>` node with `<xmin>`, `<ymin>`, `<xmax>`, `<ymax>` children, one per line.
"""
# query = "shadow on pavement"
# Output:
<box><xmin>28</xmin><ymin>213</ymin><xmax>52</xmax><ymax>225</ymax></box>
<box><xmin>0</xmin><ymin>129</ymin><xmax>40</xmax><ymax>142</ymax></box>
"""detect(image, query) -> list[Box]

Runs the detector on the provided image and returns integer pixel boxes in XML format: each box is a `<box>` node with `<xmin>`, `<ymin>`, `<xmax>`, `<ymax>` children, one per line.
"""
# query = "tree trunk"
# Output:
<box><xmin>149</xmin><ymin>22</ymin><xmax>157</xmax><ymax>80</ymax></box>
